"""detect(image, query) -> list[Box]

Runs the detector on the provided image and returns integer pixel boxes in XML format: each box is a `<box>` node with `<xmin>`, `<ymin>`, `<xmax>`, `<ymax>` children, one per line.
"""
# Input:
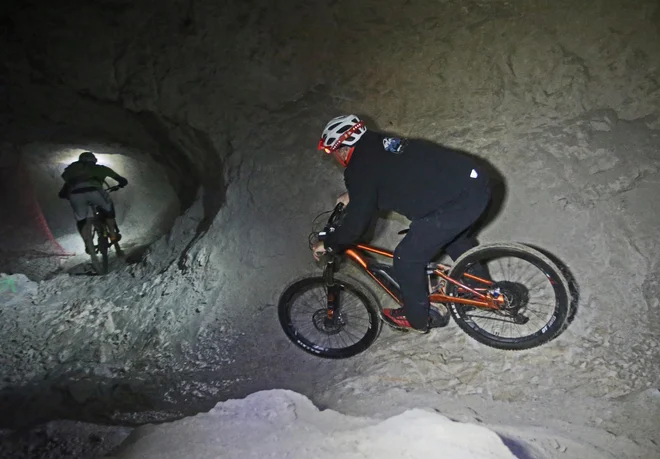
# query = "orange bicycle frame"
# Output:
<box><xmin>344</xmin><ymin>244</ymin><xmax>503</xmax><ymax>310</ymax></box>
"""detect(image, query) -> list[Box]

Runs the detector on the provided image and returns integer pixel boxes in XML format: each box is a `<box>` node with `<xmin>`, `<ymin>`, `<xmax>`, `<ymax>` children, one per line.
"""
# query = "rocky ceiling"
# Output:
<box><xmin>0</xmin><ymin>1</ymin><xmax>658</xmax><ymax>453</ymax></box>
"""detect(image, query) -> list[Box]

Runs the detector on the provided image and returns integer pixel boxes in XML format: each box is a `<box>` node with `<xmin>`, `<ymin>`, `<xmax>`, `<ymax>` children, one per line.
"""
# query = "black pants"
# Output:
<box><xmin>393</xmin><ymin>185</ymin><xmax>491</xmax><ymax>330</ymax></box>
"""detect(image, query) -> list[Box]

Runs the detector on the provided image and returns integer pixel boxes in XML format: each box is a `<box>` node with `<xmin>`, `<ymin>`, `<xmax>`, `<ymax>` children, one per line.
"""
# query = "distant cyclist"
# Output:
<box><xmin>312</xmin><ymin>115</ymin><xmax>492</xmax><ymax>332</ymax></box>
<box><xmin>58</xmin><ymin>152</ymin><xmax>128</xmax><ymax>253</ymax></box>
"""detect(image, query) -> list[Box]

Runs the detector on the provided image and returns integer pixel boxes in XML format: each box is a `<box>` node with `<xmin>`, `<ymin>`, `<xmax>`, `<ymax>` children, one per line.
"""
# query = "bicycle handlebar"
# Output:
<box><xmin>317</xmin><ymin>202</ymin><xmax>345</xmax><ymax>241</ymax></box>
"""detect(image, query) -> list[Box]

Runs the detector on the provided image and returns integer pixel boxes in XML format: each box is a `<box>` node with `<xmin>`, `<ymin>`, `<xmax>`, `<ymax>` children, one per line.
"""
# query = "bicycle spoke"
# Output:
<box><xmin>453</xmin><ymin>249</ymin><xmax>565</xmax><ymax>342</ymax></box>
<box><xmin>336</xmin><ymin>331</ymin><xmax>350</xmax><ymax>348</ymax></box>
<box><xmin>285</xmin><ymin>282</ymin><xmax>375</xmax><ymax>351</ymax></box>
<box><xmin>297</xmin><ymin>299</ymin><xmax>321</xmax><ymax>314</ymax></box>
<box><xmin>339</xmin><ymin>329</ymin><xmax>361</xmax><ymax>345</ymax></box>
<box><xmin>505</xmin><ymin>257</ymin><xmax>513</xmax><ymax>281</ymax></box>
<box><xmin>497</xmin><ymin>258</ymin><xmax>507</xmax><ymax>281</ymax></box>
<box><xmin>312</xmin><ymin>285</ymin><xmax>326</xmax><ymax>306</ymax></box>
<box><xmin>465</xmin><ymin>314</ymin><xmax>518</xmax><ymax>324</ymax></box>
<box><xmin>524</xmin><ymin>308</ymin><xmax>549</xmax><ymax>320</ymax></box>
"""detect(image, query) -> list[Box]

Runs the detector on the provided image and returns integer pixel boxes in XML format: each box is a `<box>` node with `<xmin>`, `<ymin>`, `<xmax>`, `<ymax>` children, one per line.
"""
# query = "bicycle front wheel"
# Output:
<box><xmin>278</xmin><ymin>275</ymin><xmax>382</xmax><ymax>359</ymax></box>
<box><xmin>447</xmin><ymin>242</ymin><xmax>570</xmax><ymax>351</ymax></box>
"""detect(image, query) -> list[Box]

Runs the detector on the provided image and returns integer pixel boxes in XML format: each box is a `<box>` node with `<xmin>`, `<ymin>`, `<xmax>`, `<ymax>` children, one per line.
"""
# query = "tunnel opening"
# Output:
<box><xmin>34</xmin><ymin>143</ymin><xmax>182</xmax><ymax>276</ymax></box>
<box><xmin>0</xmin><ymin>130</ymin><xmax>212</xmax><ymax>280</ymax></box>
<box><xmin>0</xmin><ymin>0</ymin><xmax>659</xmax><ymax>457</ymax></box>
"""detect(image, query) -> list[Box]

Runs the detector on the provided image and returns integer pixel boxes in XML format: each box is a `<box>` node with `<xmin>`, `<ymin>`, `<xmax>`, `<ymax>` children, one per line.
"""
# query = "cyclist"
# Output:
<box><xmin>58</xmin><ymin>151</ymin><xmax>128</xmax><ymax>253</ymax></box>
<box><xmin>312</xmin><ymin>115</ymin><xmax>492</xmax><ymax>332</ymax></box>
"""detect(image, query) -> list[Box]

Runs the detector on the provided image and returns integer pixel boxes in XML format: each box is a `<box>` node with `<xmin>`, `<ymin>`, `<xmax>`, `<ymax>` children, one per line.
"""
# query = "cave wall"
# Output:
<box><xmin>0</xmin><ymin>0</ymin><xmax>659</xmax><ymax>425</ymax></box>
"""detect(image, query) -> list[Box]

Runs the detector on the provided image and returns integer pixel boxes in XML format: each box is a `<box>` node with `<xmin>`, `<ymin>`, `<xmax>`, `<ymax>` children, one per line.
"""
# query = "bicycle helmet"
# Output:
<box><xmin>318</xmin><ymin>114</ymin><xmax>367</xmax><ymax>154</ymax></box>
<box><xmin>78</xmin><ymin>151</ymin><xmax>97</xmax><ymax>164</ymax></box>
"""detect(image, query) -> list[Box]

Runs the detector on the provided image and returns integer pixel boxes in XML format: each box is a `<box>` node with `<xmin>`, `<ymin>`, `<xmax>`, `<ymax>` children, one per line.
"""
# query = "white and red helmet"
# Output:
<box><xmin>318</xmin><ymin>114</ymin><xmax>367</xmax><ymax>154</ymax></box>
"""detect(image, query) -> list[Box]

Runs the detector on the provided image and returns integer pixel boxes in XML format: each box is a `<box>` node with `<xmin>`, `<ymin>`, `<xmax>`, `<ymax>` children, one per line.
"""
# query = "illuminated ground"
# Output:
<box><xmin>0</xmin><ymin>0</ymin><xmax>658</xmax><ymax>458</ymax></box>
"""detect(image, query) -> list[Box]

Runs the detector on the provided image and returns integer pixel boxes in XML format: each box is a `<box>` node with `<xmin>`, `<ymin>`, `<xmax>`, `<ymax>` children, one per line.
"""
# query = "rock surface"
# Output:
<box><xmin>0</xmin><ymin>0</ymin><xmax>659</xmax><ymax>457</ymax></box>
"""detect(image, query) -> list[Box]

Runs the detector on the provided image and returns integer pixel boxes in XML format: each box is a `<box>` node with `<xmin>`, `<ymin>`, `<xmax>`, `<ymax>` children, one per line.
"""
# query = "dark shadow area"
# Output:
<box><xmin>524</xmin><ymin>243</ymin><xmax>581</xmax><ymax>327</ymax></box>
<box><xmin>135</xmin><ymin>111</ymin><xmax>200</xmax><ymax>213</ymax></box>
<box><xmin>0</xmin><ymin>359</ymin><xmax>333</xmax><ymax>430</ymax></box>
<box><xmin>176</xmin><ymin>131</ymin><xmax>228</xmax><ymax>271</ymax></box>
<box><xmin>136</xmin><ymin>111</ymin><xmax>228</xmax><ymax>272</ymax></box>
<box><xmin>497</xmin><ymin>434</ymin><xmax>538</xmax><ymax>459</ymax></box>
<box><xmin>123</xmin><ymin>243</ymin><xmax>151</xmax><ymax>264</ymax></box>
<box><xmin>58</xmin><ymin>251</ymin><xmax>129</xmax><ymax>278</ymax></box>
<box><xmin>0</xmin><ymin>377</ymin><xmax>193</xmax><ymax>430</ymax></box>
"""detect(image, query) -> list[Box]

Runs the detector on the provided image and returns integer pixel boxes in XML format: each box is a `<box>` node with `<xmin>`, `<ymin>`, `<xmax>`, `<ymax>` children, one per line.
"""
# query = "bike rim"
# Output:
<box><xmin>100</xmin><ymin>233</ymin><xmax>109</xmax><ymax>266</ymax></box>
<box><xmin>91</xmin><ymin>225</ymin><xmax>109</xmax><ymax>274</ymax></box>
<box><xmin>452</xmin><ymin>255</ymin><xmax>563</xmax><ymax>343</ymax></box>
<box><xmin>87</xmin><ymin>229</ymin><xmax>100</xmax><ymax>266</ymax></box>
<box><xmin>286</xmin><ymin>283</ymin><xmax>375</xmax><ymax>353</ymax></box>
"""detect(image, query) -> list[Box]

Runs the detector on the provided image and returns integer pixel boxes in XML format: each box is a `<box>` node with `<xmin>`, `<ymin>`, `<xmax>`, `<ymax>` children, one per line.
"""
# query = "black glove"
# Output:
<box><xmin>117</xmin><ymin>177</ymin><xmax>128</xmax><ymax>188</ymax></box>
<box><xmin>58</xmin><ymin>184</ymin><xmax>70</xmax><ymax>199</ymax></box>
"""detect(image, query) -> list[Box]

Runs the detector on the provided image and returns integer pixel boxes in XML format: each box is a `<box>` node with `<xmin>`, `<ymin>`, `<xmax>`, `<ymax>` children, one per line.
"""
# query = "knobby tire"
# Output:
<box><xmin>278</xmin><ymin>275</ymin><xmax>382</xmax><ymax>359</ymax></box>
<box><xmin>447</xmin><ymin>242</ymin><xmax>570</xmax><ymax>350</ymax></box>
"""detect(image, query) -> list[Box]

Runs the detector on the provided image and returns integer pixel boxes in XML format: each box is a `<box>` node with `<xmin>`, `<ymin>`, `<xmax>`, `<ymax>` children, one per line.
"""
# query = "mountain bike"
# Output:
<box><xmin>278</xmin><ymin>203</ymin><xmax>571</xmax><ymax>359</ymax></box>
<box><xmin>84</xmin><ymin>185</ymin><xmax>123</xmax><ymax>275</ymax></box>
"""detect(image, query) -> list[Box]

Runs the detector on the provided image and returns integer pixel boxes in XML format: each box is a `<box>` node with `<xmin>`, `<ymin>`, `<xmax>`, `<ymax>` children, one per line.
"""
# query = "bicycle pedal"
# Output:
<box><xmin>428</xmin><ymin>311</ymin><xmax>450</xmax><ymax>329</ymax></box>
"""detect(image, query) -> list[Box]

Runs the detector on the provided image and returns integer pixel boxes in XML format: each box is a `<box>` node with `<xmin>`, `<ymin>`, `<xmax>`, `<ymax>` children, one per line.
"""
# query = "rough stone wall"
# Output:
<box><xmin>0</xmin><ymin>0</ymin><xmax>658</xmax><ymax>429</ymax></box>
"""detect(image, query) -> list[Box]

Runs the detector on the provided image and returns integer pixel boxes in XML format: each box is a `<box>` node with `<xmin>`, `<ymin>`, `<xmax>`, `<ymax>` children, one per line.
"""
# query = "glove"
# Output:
<box><xmin>117</xmin><ymin>177</ymin><xmax>128</xmax><ymax>188</ymax></box>
<box><xmin>58</xmin><ymin>184</ymin><xmax>70</xmax><ymax>199</ymax></box>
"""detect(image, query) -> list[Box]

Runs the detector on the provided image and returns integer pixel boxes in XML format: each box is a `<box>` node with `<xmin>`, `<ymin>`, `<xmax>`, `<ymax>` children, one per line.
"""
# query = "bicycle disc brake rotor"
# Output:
<box><xmin>492</xmin><ymin>281</ymin><xmax>530</xmax><ymax>322</ymax></box>
<box><xmin>312</xmin><ymin>309</ymin><xmax>345</xmax><ymax>335</ymax></box>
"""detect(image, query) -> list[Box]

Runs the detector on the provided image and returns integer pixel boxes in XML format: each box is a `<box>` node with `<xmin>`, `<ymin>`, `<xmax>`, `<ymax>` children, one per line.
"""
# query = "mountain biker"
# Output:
<box><xmin>311</xmin><ymin>115</ymin><xmax>492</xmax><ymax>333</ymax></box>
<box><xmin>58</xmin><ymin>151</ymin><xmax>128</xmax><ymax>253</ymax></box>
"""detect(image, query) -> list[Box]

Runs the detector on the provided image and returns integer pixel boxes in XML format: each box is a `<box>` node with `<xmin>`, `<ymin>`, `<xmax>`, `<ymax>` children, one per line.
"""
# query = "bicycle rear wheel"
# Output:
<box><xmin>95</xmin><ymin>224</ymin><xmax>109</xmax><ymax>275</ymax></box>
<box><xmin>447</xmin><ymin>242</ymin><xmax>570</xmax><ymax>350</ymax></box>
<box><xmin>278</xmin><ymin>275</ymin><xmax>382</xmax><ymax>359</ymax></box>
<box><xmin>85</xmin><ymin>225</ymin><xmax>102</xmax><ymax>274</ymax></box>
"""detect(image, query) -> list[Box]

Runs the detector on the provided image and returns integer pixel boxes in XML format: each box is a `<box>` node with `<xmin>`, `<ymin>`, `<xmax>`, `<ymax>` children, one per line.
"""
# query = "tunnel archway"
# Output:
<box><xmin>0</xmin><ymin>139</ymin><xmax>193</xmax><ymax>279</ymax></box>
<box><xmin>30</xmin><ymin>144</ymin><xmax>181</xmax><ymax>274</ymax></box>
<box><xmin>0</xmin><ymin>1</ymin><xmax>659</xmax><ymax>457</ymax></box>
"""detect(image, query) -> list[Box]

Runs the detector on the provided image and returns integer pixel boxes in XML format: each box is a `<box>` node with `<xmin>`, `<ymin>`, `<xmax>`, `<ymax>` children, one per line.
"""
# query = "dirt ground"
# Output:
<box><xmin>0</xmin><ymin>0</ymin><xmax>659</xmax><ymax>458</ymax></box>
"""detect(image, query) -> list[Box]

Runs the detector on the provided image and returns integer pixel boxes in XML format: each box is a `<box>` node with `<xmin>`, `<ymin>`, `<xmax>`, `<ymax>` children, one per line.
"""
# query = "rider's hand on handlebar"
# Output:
<box><xmin>312</xmin><ymin>241</ymin><xmax>327</xmax><ymax>261</ymax></box>
<box><xmin>336</xmin><ymin>192</ymin><xmax>350</xmax><ymax>207</ymax></box>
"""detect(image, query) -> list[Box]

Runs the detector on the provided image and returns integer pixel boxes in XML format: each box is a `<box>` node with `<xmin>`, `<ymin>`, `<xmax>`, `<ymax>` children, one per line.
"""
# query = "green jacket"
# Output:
<box><xmin>58</xmin><ymin>161</ymin><xmax>127</xmax><ymax>198</ymax></box>
<box><xmin>62</xmin><ymin>161</ymin><xmax>125</xmax><ymax>187</ymax></box>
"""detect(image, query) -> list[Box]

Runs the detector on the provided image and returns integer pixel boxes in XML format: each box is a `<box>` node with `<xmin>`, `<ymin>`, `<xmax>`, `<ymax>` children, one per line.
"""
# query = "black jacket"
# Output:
<box><xmin>324</xmin><ymin>131</ymin><xmax>489</xmax><ymax>252</ymax></box>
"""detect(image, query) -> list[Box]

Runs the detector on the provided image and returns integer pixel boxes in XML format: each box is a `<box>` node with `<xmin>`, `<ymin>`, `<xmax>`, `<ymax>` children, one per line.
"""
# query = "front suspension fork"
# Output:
<box><xmin>323</xmin><ymin>257</ymin><xmax>342</xmax><ymax>322</ymax></box>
